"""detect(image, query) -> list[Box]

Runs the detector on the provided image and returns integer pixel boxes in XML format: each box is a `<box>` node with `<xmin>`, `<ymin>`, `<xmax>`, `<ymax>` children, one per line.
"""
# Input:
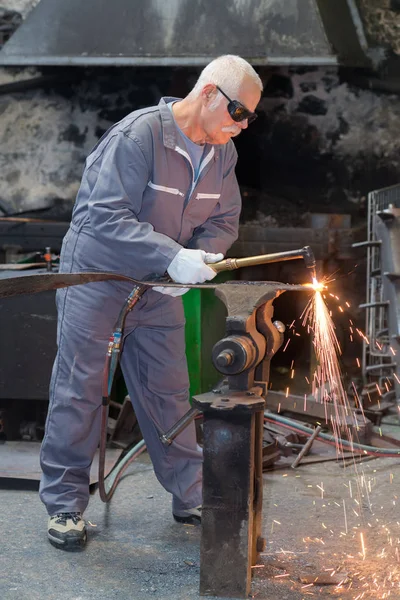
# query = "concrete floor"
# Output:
<box><xmin>2</xmin><ymin>425</ymin><xmax>400</xmax><ymax>600</ymax></box>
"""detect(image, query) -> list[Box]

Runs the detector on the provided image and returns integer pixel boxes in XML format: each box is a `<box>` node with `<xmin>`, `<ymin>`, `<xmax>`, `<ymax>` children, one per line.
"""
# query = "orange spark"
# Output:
<box><xmin>360</xmin><ymin>532</ymin><xmax>366</xmax><ymax>560</ymax></box>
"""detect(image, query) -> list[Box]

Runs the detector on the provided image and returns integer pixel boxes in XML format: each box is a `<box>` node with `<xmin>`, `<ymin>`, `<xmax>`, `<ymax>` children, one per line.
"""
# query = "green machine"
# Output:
<box><xmin>183</xmin><ymin>272</ymin><xmax>233</xmax><ymax>398</ymax></box>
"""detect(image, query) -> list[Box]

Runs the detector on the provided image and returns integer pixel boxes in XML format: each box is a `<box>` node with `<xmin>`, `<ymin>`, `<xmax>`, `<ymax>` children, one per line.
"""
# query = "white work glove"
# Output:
<box><xmin>167</xmin><ymin>249</ymin><xmax>224</xmax><ymax>284</ymax></box>
<box><xmin>153</xmin><ymin>285</ymin><xmax>190</xmax><ymax>297</ymax></box>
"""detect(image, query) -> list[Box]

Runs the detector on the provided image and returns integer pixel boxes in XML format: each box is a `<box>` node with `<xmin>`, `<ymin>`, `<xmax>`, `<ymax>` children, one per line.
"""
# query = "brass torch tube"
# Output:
<box><xmin>210</xmin><ymin>248</ymin><xmax>309</xmax><ymax>273</ymax></box>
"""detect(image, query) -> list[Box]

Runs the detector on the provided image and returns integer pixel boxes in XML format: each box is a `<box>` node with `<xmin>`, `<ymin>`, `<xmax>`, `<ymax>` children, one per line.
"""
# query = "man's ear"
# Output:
<box><xmin>201</xmin><ymin>84</ymin><xmax>218</xmax><ymax>107</ymax></box>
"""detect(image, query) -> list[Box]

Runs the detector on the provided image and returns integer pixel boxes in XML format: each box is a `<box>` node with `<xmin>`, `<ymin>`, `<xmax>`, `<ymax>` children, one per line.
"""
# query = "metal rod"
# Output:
<box><xmin>352</xmin><ymin>240</ymin><xmax>382</xmax><ymax>248</ymax></box>
<box><xmin>365</xmin><ymin>363</ymin><xmax>397</xmax><ymax>372</ymax></box>
<box><xmin>0</xmin><ymin>56</ymin><xmax>339</xmax><ymax>67</ymax></box>
<box><xmin>211</xmin><ymin>247</ymin><xmax>313</xmax><ymax>273</ymax></box>
<box><xmin>44</xmin><ymin>246</ymin><xmax>52</xmax><ymax>272</ymax></box>
<box><xmin>359</xmin><ymin>301</ymin><xmax>390</xmax><ymax>309</ymax></box>
<box><xmin>160</xmin><ymin>407</ymin><xmax>200</xmax><ymax>446</ymax></box>
<box><xmin>291</xmin><ymin>425</ymin><xmax>322</xmax><ymax>469</ymax></box>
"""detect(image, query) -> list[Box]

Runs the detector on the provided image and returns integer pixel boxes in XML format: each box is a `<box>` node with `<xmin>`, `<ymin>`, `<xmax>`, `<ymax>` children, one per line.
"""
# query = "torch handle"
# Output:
<box><xmin>209</xmin><ymin>248</ymin><xmax>313</xmax><ymax>273</ymax></box>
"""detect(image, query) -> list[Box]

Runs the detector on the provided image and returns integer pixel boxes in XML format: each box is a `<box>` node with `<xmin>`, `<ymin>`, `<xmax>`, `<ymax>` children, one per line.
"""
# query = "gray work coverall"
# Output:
<box><xmin>39</xmin><ymin>97</ymin><xmax>241</xmax><ymax>517</ymax></box>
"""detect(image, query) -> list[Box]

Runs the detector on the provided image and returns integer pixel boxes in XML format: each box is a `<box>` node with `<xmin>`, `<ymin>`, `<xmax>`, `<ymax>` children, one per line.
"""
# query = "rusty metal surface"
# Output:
<box><xmin>0</xmin><ymin>270</ymin><xmax>143</xmax><ymax>298</ymax></box>
<box><xmin>215</xmin><ymin>281</ymin><xmax>309</xmax><ymax>317</ymax></box>
<box><xmin>0</xmin><ymin>0</ymin><xmax>340</xmax><ymax>66</ymax></box>
<box><xmin>197</xmin><ymin>408</ymin><xmax>261</xmax><ymax>598</ymax></box>
<box><xmin>0</xmin><ymin>271</ymin><xmax>309</xmax><ymax>299</ymax></box>
<box><xmin>193</xmin><ymin>388</ymin><xmax>265</xmax><ymax>413</ymax></box>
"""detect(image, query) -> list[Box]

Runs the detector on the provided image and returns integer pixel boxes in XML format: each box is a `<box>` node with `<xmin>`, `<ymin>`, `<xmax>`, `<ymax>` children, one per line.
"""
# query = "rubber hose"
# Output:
<box><xmin>98</xmin><ymin>285</ymin><xmax>147</xmax><ymax>502</ymax></box>
<box><xmin>264</xmin><ymin>412</ymin><xmax>400</xmax><ymax>458</ymax></box>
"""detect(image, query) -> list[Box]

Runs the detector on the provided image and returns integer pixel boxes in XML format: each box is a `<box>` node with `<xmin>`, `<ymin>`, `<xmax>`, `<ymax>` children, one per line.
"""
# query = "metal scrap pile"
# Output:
<box><xmin>261</xmin><ymin>384</ymin><xmax>400</xmax><ymax>471</ymax></box>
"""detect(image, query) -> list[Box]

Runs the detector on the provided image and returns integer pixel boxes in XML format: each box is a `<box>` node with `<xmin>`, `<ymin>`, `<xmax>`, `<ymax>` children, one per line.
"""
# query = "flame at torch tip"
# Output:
<box><xmin>312</xmin><ymin>277</ymin><xmax>326</xmax><ymax>292</ymax></box>
<box><xmin>302</xmin><ymin>278</ymin><xmax>326</xmax><ymax>292</ymax></box>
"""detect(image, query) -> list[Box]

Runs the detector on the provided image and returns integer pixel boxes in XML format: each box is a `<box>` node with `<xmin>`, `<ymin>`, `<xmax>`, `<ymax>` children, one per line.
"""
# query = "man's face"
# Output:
<box><xmin>201</xmin><ymin>79</ymin><xmax>261</xmax><ymax>145</ymax></box>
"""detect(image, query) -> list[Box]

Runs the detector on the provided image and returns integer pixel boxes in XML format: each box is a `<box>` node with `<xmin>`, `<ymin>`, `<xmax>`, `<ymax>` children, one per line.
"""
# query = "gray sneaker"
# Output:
<box><xmin>173</xmin><ymin>505</ymin><xmax>202</xmax><ymax>526</ymax></box>
<box><xmin>48</xmin><ymin>512</ymin><xmax>87</xmax><ymax>550</ymax></box>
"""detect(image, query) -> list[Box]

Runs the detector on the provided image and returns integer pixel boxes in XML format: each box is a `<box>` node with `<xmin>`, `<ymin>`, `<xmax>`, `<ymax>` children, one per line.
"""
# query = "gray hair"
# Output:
<box><xmin>189</xmin><ymin>55</ymin><xmax>263</xmax><ymax>100</ymax></box>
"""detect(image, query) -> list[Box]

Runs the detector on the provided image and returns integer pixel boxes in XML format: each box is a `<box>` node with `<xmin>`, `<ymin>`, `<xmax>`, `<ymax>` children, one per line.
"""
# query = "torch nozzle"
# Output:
<box><xmin>301</xmin><ymin>246</ymin><xmax>317</xmax><ymax>282</ymax></box>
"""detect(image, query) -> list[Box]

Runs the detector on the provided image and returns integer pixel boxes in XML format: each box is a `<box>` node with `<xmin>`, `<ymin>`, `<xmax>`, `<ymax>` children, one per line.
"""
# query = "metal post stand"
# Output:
<box><xmin>192</xmin><ymin>390</ymin><xmax>265</xmax><ymax>598</ymax></box>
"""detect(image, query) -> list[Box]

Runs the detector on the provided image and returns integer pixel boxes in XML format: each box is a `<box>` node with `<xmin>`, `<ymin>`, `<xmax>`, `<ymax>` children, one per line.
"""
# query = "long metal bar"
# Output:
<box><xmin>0</xmin><ymin>271</ymin><xmax>310</xmax><ymax>299</ymax></box>
<box><xmin>0</xmin><ymin>55</ymin><xmax>339</xmax><ymax>67</ymax></box>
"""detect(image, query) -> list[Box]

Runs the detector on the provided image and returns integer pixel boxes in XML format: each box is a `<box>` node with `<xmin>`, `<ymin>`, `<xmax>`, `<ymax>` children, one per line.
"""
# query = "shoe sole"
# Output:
<box><xmin>173</xmin><ymin>514</ymin><xmax>201</xmax><ymax>526</ymax></box>
<box><xmin>48</xmin><ymin>531</ymin><xmax>87</xmax><ymax>551</ymax></box>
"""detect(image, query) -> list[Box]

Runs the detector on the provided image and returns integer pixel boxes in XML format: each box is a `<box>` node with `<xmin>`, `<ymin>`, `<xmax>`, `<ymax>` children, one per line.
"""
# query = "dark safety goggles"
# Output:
<box><xmin>216</xmin><ymin>85</ymin><xmax>258</xmax><ymax>124</ymax></box>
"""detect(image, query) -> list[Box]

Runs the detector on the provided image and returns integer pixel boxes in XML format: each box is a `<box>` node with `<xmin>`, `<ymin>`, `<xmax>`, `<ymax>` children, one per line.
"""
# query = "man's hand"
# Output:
<box><xmin>167</xmin><ymin>249</ymin><xmax>224</xmax><ymax>284</ymax></box>
<box><xmin>203</xmin><ymin>252</ymin><xmax>225</xmax><ymax>265</ymax></box>
<box><xmin>153</xmin><ymin>286</ymin><xmax>190</xmax><ymax>297</ymax></box>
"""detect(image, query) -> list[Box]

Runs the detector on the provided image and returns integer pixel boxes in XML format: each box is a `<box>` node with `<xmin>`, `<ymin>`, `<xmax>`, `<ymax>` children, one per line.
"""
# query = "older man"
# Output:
<box><xmin>40</xmin><ymin>55</ymin><xmax>262</xmax><ymax>550</ymax></box>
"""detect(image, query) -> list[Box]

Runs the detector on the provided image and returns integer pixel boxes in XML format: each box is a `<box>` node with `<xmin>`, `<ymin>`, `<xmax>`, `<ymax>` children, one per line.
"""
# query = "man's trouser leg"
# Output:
<box><xmin>40</xmin><ymin>287</ymin><xmax>202</xmax><ymax>516</ymax></box>
<box><xmin>120</xmin><ymin>323</ymin><xmax>202</xmax><ymax>514</ymax></box>
<box><xmin>39</xmin><ymin>311</ymin><xmax>109</xmax><ymax>516</ymax></box>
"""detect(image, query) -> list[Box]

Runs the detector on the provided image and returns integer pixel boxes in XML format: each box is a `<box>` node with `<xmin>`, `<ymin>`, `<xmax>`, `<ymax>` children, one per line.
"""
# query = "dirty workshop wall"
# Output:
<box><xmin>2</xmin><ymin>0</ymin><xmax>38</xmax><ymax>18</ymax></box>
<box><xmin>236</xmin><ymin>65</ymin><xmax>400</xmax><ymax>226</ymax></box>
<box><xmin>0</xmin><ymin>66</ymin><xmax>178</xmax><ymax>214</ymax></box>
<box><xmin>359</xmin><ymin>0</ymin><xmax>400</xmax><ymax>54</ymax></box>
<box><xmin>1</xmin><ymin>63</ymin><xmax>399</xmax><ymax>220</ymax></box>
